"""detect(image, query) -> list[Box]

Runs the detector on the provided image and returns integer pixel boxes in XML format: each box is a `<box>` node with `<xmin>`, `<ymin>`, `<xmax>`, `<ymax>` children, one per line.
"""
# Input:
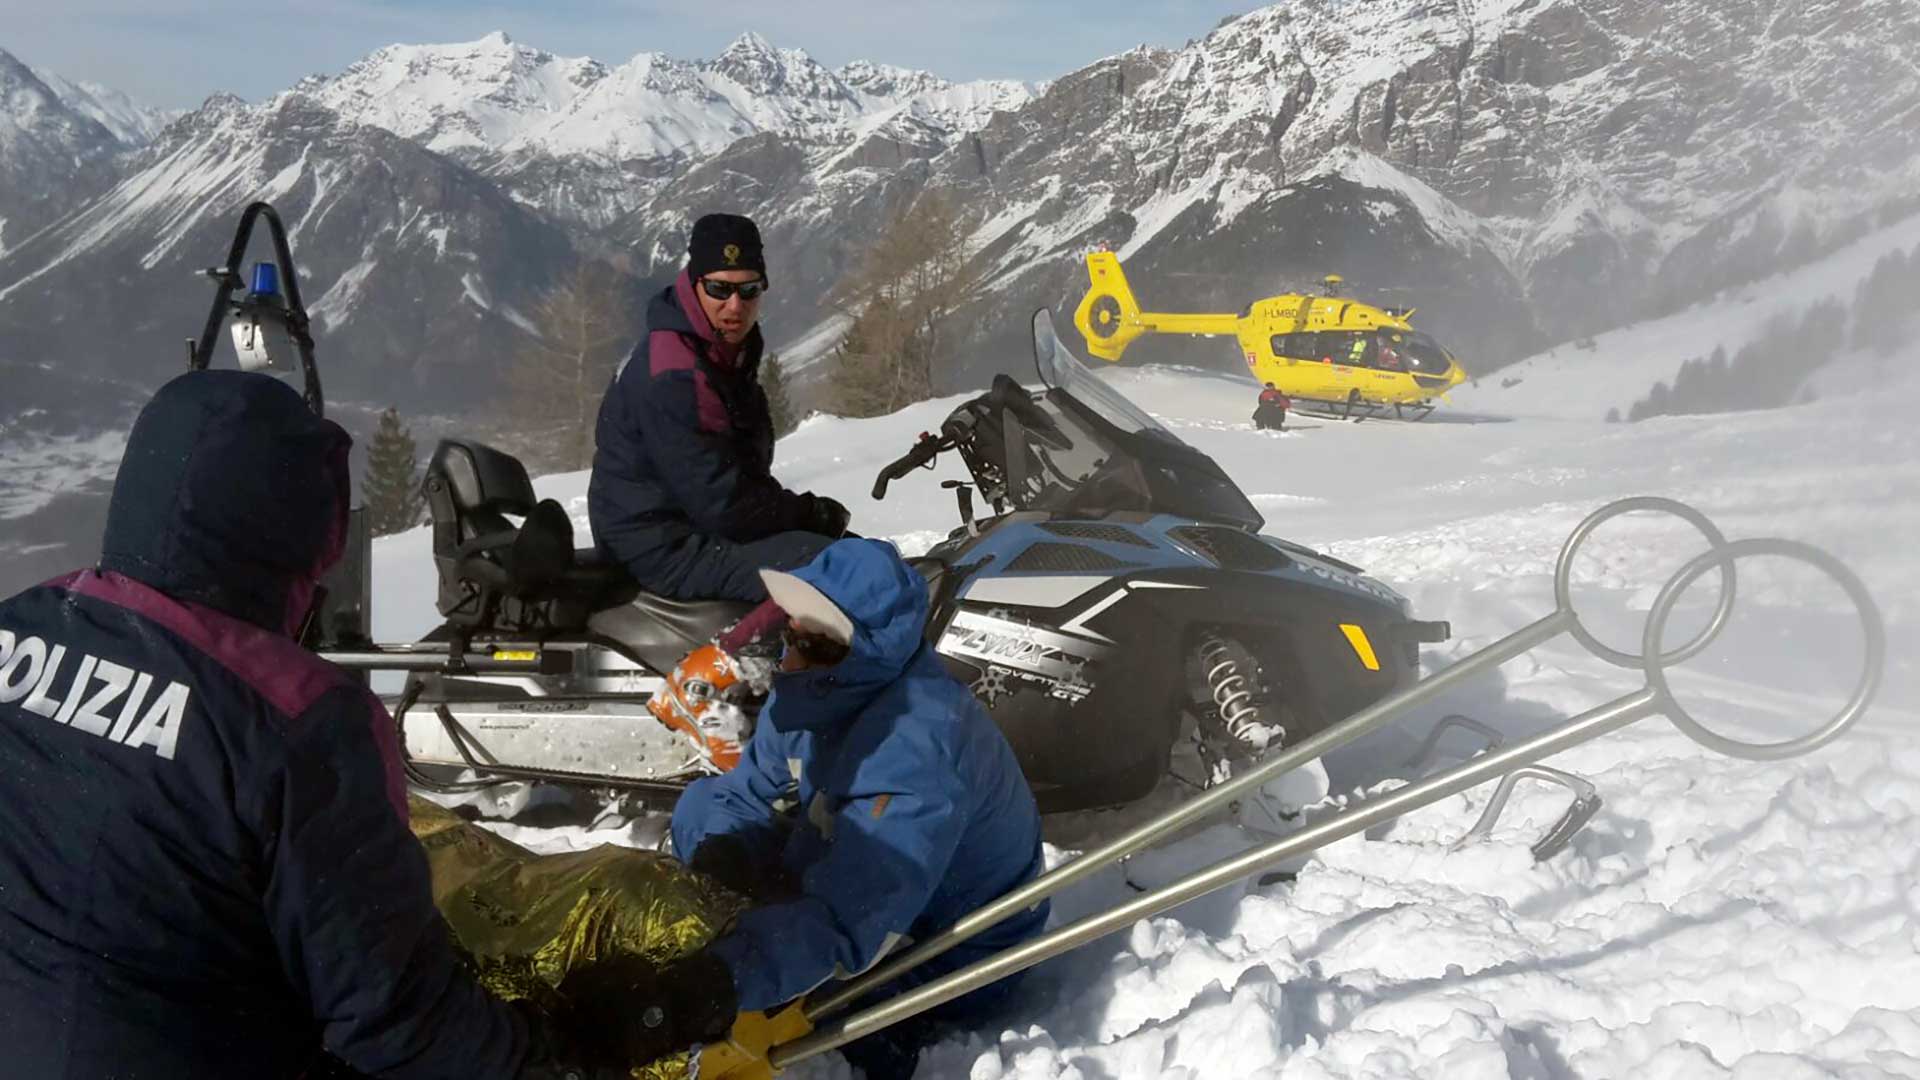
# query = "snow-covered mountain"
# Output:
<box><xmin>0</xmin><ymin>49</ymin><xmax>131</xmax><ymax>253</ymax></box>
<box><xmin>26</xmin><ymin>64</ymin><xmax>177</xmax><ymax>147</ymax></box>
<box><xmin>0</xmin><ymin>88</ymin><xmax>577</xmax><ymax>410</ymax></box>
<box><xmin>299</xmin><ymin>31</ymin><xmax>1034</xmax><ymax>226</ymax></box>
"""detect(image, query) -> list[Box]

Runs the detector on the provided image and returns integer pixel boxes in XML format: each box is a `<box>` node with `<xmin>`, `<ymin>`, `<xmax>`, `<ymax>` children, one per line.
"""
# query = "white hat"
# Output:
<box><xmin>760</xmin><ymin>569</ymin><xmax>855</xmax><ymax>645</ymax></box>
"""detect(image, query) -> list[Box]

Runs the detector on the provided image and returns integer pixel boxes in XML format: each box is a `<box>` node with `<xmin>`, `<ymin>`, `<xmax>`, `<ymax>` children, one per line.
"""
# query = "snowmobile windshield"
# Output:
<box><xmin>1032</xmin><ymin>310</ymin><xmax>1178</xmax><ymax>442</ymax></box>
<box><xmin>1017</xmin><ymin>311</ymin><xmax>1264</xmax><ymax>531</ymax></box>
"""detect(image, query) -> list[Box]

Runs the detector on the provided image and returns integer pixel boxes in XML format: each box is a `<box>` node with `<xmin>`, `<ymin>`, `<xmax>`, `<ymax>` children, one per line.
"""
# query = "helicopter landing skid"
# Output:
<box><xmin>1290</xmin><ymin>396</ymin><xmax>1435</xmax><ymax>423</ymax></box>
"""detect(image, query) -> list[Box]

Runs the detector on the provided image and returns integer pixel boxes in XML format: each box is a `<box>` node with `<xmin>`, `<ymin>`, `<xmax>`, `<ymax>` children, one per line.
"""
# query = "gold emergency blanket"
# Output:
<box><xmin>408</xmin><ymin>795</ymin><xmax>746</xmax><ymax>1080</ymax></box>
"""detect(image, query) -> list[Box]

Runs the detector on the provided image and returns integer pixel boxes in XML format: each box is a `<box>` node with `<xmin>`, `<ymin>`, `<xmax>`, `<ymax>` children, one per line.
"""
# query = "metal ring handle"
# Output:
<box><xmin>1644</xmin><ymin>537</ymin><xmax>1885</xmax><ymax>761</ymax></box>
<box><xmin>1553</xmin><ymin>496</ymin><xmax>1736</xmax><ymax>669</ymax></box>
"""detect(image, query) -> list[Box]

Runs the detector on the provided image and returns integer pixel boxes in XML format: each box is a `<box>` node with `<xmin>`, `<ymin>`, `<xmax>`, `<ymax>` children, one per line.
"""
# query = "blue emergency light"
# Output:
<box><xmin>250</xmin><ymin>261</ymin><xmax>279</xmax><ymax>298</ymax></box>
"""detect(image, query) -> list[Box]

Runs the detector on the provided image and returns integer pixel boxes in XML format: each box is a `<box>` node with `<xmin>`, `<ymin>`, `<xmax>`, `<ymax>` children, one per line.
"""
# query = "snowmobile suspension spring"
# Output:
<box><xmin>1198</xmin><ymin>633</ymin><xmax>1268</xmax><ymax>747</ymax></box>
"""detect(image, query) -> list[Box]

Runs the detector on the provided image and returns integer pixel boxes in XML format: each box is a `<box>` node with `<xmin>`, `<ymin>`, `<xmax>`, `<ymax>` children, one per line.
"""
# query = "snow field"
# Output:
<box><xmin>375</xmin><ymin>307</ymin><xmax>1918</xmax><ymax>1077</ymax></box>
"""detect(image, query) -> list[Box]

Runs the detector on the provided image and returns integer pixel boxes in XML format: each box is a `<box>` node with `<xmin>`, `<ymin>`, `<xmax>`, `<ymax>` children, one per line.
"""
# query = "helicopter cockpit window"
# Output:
<box><xmin>1397</xmin><ymin>331</ymin><xmax>1456</xmax><ymax>375</ymax></box>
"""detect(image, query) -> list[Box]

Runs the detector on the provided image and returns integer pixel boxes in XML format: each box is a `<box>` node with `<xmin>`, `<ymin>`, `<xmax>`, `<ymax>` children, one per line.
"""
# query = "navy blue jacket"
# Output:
<box><xmin>0</xmin><ymin>372</ymin><xmax>525</xmax><ymax>1079</ymax></box>
<box><xmin>588</xmin><ymin>272</ymin><xmax>822</xmax><ymax>598</ymax></box>
<box><xmin>671</xmin><ymin>540</ymin><xmax>1048</xmax><ymax>1013</ymax></box>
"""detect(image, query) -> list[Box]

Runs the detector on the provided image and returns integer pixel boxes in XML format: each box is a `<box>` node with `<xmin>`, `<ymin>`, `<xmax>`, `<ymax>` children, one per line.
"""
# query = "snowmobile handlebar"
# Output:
<box><xmin>871</xmin><ymin>433</ymin><xmax>952</xmax><ymax>500</ymax></box>
<box><xmin>777</xmin><ymin>496</ymin><xmax>1886</xmax><ymax>1068</ymax></box>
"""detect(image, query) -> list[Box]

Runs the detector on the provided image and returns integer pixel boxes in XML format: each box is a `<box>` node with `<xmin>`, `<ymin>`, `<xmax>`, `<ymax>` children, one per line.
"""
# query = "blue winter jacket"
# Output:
<box><xmin>0</xmin><ymin>372</ymin><xmax>525</xmax><ymax>1079</ymax></box>
<box><xmin>671</xmin><ymin>540</ymin><xmax>1049</xmax><ymax>1013</ymax></box>
<box><xmin>588</xmin><ymin>272</ymin><xmax>823</xmax><ymax>599</ymax></box>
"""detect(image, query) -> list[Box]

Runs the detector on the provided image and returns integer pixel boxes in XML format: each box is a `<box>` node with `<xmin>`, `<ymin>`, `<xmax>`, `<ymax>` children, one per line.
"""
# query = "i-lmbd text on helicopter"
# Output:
<box><xmin>1072</xmin><ymin>251</ymin><xmax>1469</xmax><ymax>420</ymax></box>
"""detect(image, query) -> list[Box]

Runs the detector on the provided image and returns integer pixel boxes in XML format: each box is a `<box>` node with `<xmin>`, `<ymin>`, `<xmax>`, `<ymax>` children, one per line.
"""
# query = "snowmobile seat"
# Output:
<box><xmin>426</xmin><ymin>439</ymin><xmax>636</xmax><ymax>636</ymax></box>
<box><xmin>586</xmin><ymin>594</ymin><xmax>755</xmax><ymax>675</ymax></box>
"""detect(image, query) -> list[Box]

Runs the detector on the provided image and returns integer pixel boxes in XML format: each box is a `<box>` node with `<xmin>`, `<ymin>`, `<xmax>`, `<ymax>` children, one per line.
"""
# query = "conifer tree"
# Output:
<box><xmin>828</xmin><ymin>192</ymin><xmax>983</xmax><ymax>417</ymax></box>
<box><xmin>364</xmin><ymin>407</ymin><xmax>423</xmax><ymax>537</ymax></box>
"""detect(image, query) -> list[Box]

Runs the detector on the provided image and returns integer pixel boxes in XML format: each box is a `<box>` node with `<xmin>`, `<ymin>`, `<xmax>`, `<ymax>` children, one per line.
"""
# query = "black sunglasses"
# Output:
<box><xmin>699</xmin><ymin>278</ymin><xmax>768</xmax><ymax>302</ymax></box>
<box><xmin>783</xmin><ymin>624</ymin><xmax>850</xmax><ymax>667</ymax></box>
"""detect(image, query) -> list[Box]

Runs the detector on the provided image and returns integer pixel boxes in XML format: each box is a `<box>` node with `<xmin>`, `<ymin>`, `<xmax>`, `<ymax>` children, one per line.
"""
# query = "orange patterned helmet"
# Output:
<box><xmin>649</xmin><ymin>643</ymin><xmax>753</xmax><ymax>771</ymax></box>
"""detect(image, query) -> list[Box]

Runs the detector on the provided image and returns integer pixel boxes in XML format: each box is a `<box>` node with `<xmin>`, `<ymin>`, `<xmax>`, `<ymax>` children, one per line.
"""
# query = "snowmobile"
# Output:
<box><xmin>1073</xmin><ymin>251</ymin><xmax>1469</xmax><ymax>421</ymax></box>
<box><xmin>185</xmin><ymin>201</ymin><xmax>1450</xmax><ymax>814</ymax></box>
<box><xmin>322</xmin><ymin>310</ymin><xmax>1450</xmax><ymax>812</ymax></box>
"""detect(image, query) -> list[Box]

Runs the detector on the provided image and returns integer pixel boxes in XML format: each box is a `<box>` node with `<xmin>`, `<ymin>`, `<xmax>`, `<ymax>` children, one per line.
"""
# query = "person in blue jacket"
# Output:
<box><xmin>668</xmin><ymin>539</ymin><xmax>1050</xmax><ymax>1075</ymax></box>
<box><xmin>0</xmin><ymin>370</ymin><xmax>723</xmax><ymax>1079</ymax></box>
<box><xmin>588</xmin><ymin>213</ymin><xmax>849</xmax><ymax>602</ymax></box>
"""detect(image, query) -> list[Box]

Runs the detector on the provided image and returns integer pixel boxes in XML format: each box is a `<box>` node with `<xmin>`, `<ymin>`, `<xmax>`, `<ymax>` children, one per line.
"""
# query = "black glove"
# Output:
<box><xmin>805</xmin><ymin>495</ymin><xmax>851</xmax><ymax>538</ymax></box>
<box><xmin>514</xmin><ymin>1000</ymin><xmax>632</xmax><ymax>1080</ymax></box>
<box><xmin>688</xmin><ymin>833</ymin><xmax>760</xmax><ymax>897</ymax></box>
<box><xmin>690</xmin><ymin>834</ymin><xmax>799</xmax><ymax>903</ymax></box>
<box><xmin>549</xmin><ymin>951</ymin><xmax>739</xmax><ymax>1069</ymax></box>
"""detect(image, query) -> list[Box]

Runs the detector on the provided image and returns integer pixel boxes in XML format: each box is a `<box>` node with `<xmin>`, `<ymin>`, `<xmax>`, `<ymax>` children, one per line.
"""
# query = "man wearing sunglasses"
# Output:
<box><xmin>589</xmin><ymin>213</ymin><xmax>850</xmax><ymax>606</ymax></box>
<box><xmin>668</xmin><ymin>539</ymin><xmax>1049</xmax><ymax>1077</ymax></box>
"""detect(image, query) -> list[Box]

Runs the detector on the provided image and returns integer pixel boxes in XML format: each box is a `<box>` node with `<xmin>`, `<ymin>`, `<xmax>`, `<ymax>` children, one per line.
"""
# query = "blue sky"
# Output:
<box><xmin>3</xmin><ymin>1</ymin><xmax>1262</xmax><ymax>109</ymax></box>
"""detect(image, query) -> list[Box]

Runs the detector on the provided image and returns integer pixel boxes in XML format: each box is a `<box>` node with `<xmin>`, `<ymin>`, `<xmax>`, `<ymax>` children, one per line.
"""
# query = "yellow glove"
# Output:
<box><xmin>695</xmin><ymin>1004</ymin><xmax>814</xmax><ymax>1080</ymax></box>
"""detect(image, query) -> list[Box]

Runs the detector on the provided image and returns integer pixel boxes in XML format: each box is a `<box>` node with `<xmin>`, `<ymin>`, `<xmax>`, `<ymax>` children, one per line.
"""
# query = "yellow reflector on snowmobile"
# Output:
<box><xmin>1339</xmin><ymin>623</ymin><xmax>1381</xmax><ymax>671</ymax></box>
<box><xmin>490</xmin><ymin>649</ymin><xmax>538</xmax><ymax>661</ymax></box>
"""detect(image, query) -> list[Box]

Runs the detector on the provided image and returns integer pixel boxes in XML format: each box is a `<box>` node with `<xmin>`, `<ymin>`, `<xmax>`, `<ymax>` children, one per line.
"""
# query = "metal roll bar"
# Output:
<box><xmin>188</xmin><ymin>200</ymin><xmax>323</xmax><ymax>416</ymax></box>
<box><xmin>758</xmin><ymin>498</ymin><xmax>1883</xmax><ymax>1069</ymax></box>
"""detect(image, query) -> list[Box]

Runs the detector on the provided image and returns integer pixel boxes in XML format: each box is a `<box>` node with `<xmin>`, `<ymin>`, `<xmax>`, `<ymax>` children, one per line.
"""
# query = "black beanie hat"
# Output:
<box><xmin>687</xmin><ymin>213</ymin><xmax>767</xmax><ymax>280</ymax></box>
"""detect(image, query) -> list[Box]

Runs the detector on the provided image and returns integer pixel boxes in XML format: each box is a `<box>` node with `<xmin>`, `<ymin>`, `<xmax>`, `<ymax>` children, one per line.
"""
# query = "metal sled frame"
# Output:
<box><xmin>186</xmin><ymin>200</ymin><xmax>323</xmax><ymax>416</ymax></box>
<box><xmin>389</xmin><ymin>681</ymin><xmax>699</xmax><ymax>799</ymax></box>
<box><xmin>738</xmin><ymin>496</ymin><xmax>1885</xmax><ymax>1071</ymax></box>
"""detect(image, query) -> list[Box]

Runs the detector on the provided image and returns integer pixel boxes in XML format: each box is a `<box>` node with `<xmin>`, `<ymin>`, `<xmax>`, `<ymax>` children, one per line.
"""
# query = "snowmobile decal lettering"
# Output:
<box><xmin>941</xmin><ymin>611</ymin><xmax>1109</xmax><ymax>681</ymax></box>
<box><xmin>942</xmin><ymin>611</ymin><xmax>1104</xmax><ymax>704</ymax></box>
<box><xmin>1294</xmin><ymin>560</ymin><xmax>1404</xmax><ymax>607</ymax></box>
<box><xmin>0</xmin><ymin>632</ymin><xmax>192</xmax><ymax>760</ymax></box>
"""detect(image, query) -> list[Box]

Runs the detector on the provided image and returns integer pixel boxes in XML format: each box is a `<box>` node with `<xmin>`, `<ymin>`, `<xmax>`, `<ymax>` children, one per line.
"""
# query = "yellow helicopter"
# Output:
<box><xmin>1072</xmin><ymin>252</ymin><xmax>1469</xmax><ymax>420</ymax></box>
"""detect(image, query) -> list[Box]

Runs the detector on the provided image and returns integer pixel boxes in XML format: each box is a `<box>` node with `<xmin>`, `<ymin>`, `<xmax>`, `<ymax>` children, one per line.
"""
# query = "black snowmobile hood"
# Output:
<box><xmin>98</xmin><ymin>370</ymin><xmax>352</xmax><ymax>636</ymax></box>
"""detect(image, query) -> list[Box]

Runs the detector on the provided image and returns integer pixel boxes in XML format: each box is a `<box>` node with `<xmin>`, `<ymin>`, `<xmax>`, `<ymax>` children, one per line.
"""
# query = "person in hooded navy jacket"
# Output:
<box><xmin>589</xmin><ymin>213</ymin><xmax>849</xmax><ymax>603</ymax></box>
<box><xmin>667</xmin><ymin>539</ymin><xmax>1049</xmax><ymax>1075</ymax></box>
<box><xmin>0</xmin><ymin>371</ymin><xmax>700</xmax><ymax>1079</ymax></box>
